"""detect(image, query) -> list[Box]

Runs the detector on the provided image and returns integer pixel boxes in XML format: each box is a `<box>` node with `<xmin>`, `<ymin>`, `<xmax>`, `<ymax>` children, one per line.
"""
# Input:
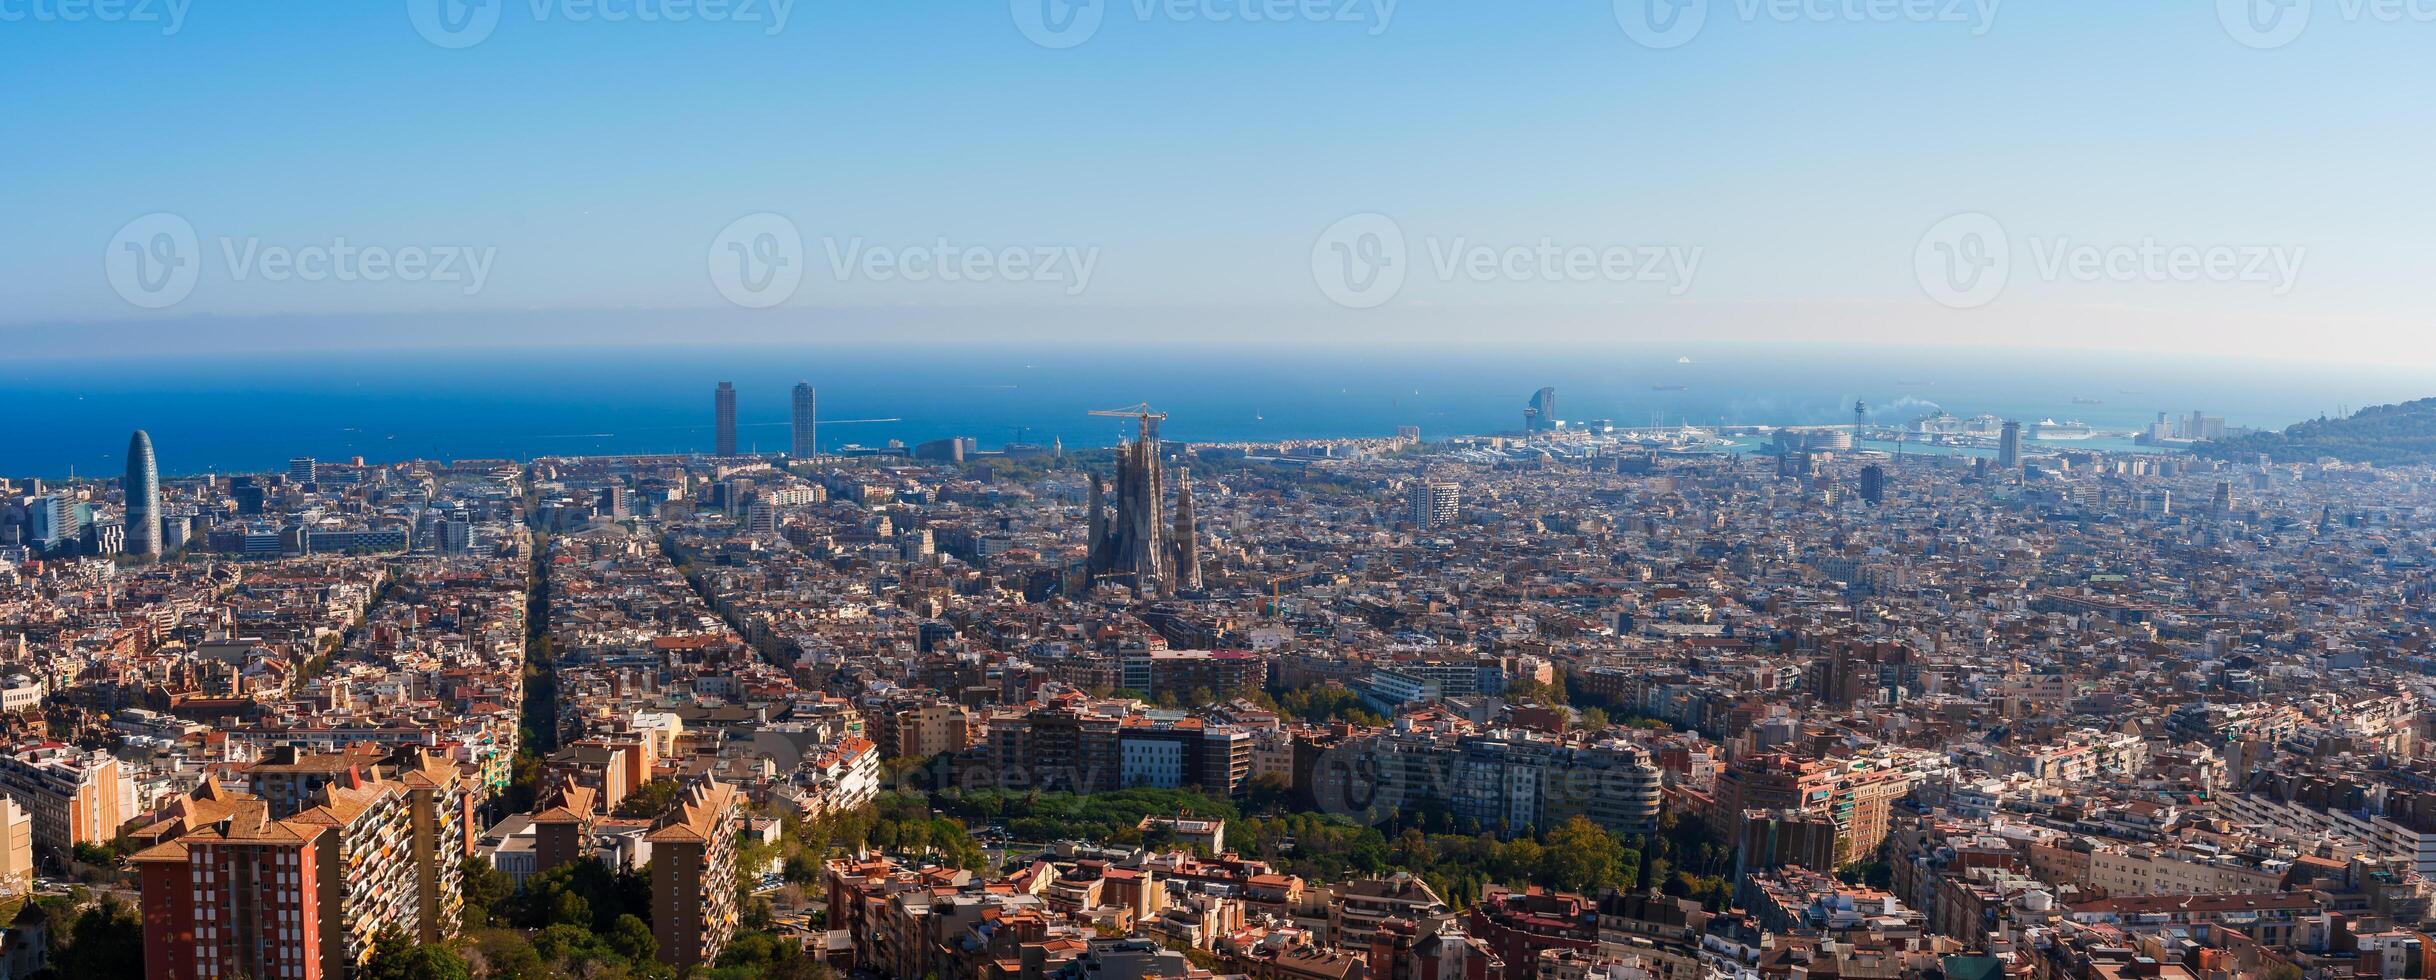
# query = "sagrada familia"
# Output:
<box><xmin>1082</xmin><ymin>416</ymin><xmax>1201</xmax><ymax>596</ymax></box>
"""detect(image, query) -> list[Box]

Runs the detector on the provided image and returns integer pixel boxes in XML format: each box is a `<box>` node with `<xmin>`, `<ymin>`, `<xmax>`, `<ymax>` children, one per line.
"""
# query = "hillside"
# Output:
<box><xmin>2198</xmin><ymin>397</ymin><xmax>2436</xmax><ymax>465</ymax></box>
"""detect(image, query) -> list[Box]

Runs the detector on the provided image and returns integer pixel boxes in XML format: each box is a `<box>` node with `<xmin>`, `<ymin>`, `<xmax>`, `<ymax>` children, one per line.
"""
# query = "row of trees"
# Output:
<box><xmin>360</xmin><ymin>921</ymin><xmax>668</xmax><ymax>980</ymax></box>
<box><xmin>927</xmin><ymin>787</ymin><xmax>1238</xmax><ymax>847</ymax></box>
<box><xmin>1258</xmin><ymin>685</ymin><xmax>1386</xmax><ymax>726</ymax></box>
<box><xmin>801</xmin><ymin>792</ymin><xmax>990</xmax><ymax>871</ymax></box>
<box><xmin>1228</xmin><ymin>810</ymin><xmax>1737</xmax><ymax>912</ymax></box>
<box><xmin>504</xmin><ymin>529</ymin><xmax>559</xmax><ymax>815</ymax></box>
<box><xmin>907</xmin><ymin>776</ymin><xmax>1738</xmax><ymax>912</ymax></box>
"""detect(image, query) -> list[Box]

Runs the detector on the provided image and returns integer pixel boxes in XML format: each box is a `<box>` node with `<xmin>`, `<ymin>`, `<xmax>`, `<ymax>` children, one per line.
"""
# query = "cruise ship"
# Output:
<box><xmin>2030</xmin><ymin>418</ymin><xmax>2099</xmax><ymax>440</ymax></box>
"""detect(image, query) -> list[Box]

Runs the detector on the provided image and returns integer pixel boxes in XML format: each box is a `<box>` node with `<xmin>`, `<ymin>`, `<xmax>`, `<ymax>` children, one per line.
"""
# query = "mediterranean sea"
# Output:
<box><xmin>3</xmin><ymin>344</ymin><xmax>2427</xmax><ymax>479</ymax></box>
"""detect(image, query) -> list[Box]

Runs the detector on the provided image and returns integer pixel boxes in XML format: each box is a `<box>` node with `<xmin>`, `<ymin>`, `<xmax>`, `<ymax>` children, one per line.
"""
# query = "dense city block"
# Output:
<box><xmin>8</xmin><ymin>408</ymin><xmax>2436</xmax><ymax>980</ymax></box>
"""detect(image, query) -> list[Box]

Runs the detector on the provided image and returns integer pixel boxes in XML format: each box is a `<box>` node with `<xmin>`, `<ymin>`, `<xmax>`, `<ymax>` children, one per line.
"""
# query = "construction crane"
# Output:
<box><xmin>1088</xmin><ymin>403</ymin><xmax>1167</xmax><ymax>443</ymax></box>
<box><xmin>1253</xmin><ymin>570</ymin><xmax>1303</xmax><ymax>619</ymax></box>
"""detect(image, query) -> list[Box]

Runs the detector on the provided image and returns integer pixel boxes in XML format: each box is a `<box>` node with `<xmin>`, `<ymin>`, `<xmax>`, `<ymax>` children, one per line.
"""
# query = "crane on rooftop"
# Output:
<box><xmin>1088</xmin><ymin>403</ymin><xmax>1167</xmax><ymax>444</ymax></box>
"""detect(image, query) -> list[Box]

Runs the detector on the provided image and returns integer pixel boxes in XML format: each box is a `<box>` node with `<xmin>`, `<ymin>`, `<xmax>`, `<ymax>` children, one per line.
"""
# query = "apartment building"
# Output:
<box><xmin>1353</xmin><ymin>731</ymin><xmax>1662</xmax><ymax>836</ymax></box>
<box><xmin>1993</xmin><ymin>730</ymin><xmax>2149</xmax><ymax>786</ymax></box>
<box><xmin>801</xmin><ymin>736</ymin><xmax>883</xmax><ymax>817</ymax></box>
<box><xmin>0</xmin><ymin>741</ymin><xmax>124</xmax><ymax>859</ymax></box>
<box><xmin>1330</xmin><ymin>873</ymin><xmax>1450</xmax><ymax>951</ymax></box>
<box><xmin>1708</xmin><ymin>753</ymin><xmax>1911</xmax><ymax>866</ymax></box>
<box><xmin>2219</xmin><ymin>783</ymin><xmax>2436</xmax><ymax>877</ymax></box>
<box><xmin>393</xmin><ymin>749</ymin><xmax>476</xmax><ymax>941</ymax></box>
<box><xmin>873</xmin><ymin>699</ymin><xmax>980</xmax><ymax>760</ymax></box>
<box><xmin>1120</xmin><ymin>650</ymin><xmax>1268</xmax><ymax>700</ymax></box>
<box><xmin>543</xmin><ymin>740</ymin><xmax>637</xmax><ymax>815</ymax></box>
<box><xmin>245</xmin><ymin>748</ymin><xmax>382</xmax><ymax>819</ymax></box>
<box><xmin>647</xmin><ymin>779</ymin><xmax>745</xmax><ymax>971</ymax></box>
<box><xmin>290</xmin><ymin>779</ymin><xmax>420</xmax><ymax>971</ymax></box>
<box><xmin>134</xmin><ymin>756</ymin><xmax>466</xmax><ymax>980</ymax></box>
<box><xmin>133</xmin><ymin>796</ymin><xmax>332</xmax><ymax>980</ymax></box>
<box><xmin>244</xmin><ymin>747</ymin><xmax>473</xmax><ymax>942</ymax></box>
<box><xmin>0</xmin><ymin>798</ymin><xmax>30</xmax><ymax>894</ymax></box>
<box><xmin>529</xmin><ymin>778</ymin><xmax>601</xmax><ymax>877</ymax></box>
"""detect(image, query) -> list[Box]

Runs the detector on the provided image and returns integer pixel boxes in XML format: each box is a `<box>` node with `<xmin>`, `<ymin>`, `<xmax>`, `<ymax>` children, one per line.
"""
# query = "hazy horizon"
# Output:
<box><xmin>7</xmin><ymin>304</ymin><xmax>2433</xmax><ymax>371</ymax></box>
<box><xmin>7</xmin><ymin>341</ymin><xmax>2426</xmax><ymax>479</ymax></box>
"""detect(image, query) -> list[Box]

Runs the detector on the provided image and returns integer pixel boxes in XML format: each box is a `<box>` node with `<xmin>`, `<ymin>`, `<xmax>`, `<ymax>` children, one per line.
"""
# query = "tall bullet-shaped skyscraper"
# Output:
<box><xmin>1997</xmin><ymin>420</ymin><xmax>2022</xmax><ymax>470</ymax></box>
<box><xmin>790</xmin><ymin>382</ymin><xmax>817</xmax><ymax>458</ymax></box>
<box><xmin>714</xmin><ymin>382</ymin><xmax>738</xmax><ymax>456</ymax></box>
<box><xmin>125</xmin><ymin>429</ymin><xmax>161</xmax><ymax>558</ymax></box>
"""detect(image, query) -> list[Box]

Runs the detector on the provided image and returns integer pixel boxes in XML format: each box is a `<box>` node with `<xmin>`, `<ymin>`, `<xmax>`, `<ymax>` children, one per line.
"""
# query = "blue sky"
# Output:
<box><xmin>5</xmin><ymin>2</ymin><xmax>2433</xmax><ymax>362</ymax></box>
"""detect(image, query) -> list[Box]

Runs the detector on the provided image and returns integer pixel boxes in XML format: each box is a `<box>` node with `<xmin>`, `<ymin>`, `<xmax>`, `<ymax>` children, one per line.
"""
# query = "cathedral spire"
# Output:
<box><xmin>1085</xmin><ymin>474</ymin><xmax>1110</xmax><ymax>577</ymax></box>
<box><xmin>1173</xmin><ymin>467</ymin><xmax>1201</xmax><ymax>592</ymax></box>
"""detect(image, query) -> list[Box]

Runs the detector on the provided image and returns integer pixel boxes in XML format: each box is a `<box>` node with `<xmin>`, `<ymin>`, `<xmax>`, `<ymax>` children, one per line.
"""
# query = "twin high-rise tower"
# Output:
<box><xmin>714</xmin><ymin>382</ymin><xmax>738</xmax><ymax>456</ymax></box>
<box><xmin>791</xmin><ymin>382</ymin><xmax>817</xmax><ymax>458</ymax></box>
<box><xmin>712</xmin><ymin>381</ymin><xmax>819</xmax><ymax>458</ymax></box>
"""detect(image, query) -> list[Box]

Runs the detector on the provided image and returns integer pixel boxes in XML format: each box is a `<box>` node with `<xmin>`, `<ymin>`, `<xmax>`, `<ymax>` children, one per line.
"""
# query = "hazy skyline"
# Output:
<box><xmin>8</xmin><ymin>3</ymin><xmax>2434</xmax><ymax>364</ymax></box>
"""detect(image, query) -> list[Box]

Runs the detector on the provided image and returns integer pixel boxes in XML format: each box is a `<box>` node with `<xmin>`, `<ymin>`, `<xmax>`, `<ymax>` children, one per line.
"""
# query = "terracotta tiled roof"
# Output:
<box><xmin>644</xmin><ymin>779</ymin><xmax>740</xmax><ymax>843</ymax></box>
<box><xmin>292</xmin><ymin>780</ymin><xmax>401</xmax><ymax>829</ymax></box>
<box><xmin>534</xmin><ymin>777</ymin><xmax>601</xmax><ymax>824</ymax></box>
<box><xmin>132</xmin><ymin>798</ymin><xmax>329</xmax><ymax>863</ymax></box>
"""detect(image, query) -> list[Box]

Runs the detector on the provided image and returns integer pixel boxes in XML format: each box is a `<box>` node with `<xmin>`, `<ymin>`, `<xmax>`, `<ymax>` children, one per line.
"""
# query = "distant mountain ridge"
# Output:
<box><xmin>2199</xmin><ymin>397</ymin><xmax>2436</xmax><ymax>465</ymax></box>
